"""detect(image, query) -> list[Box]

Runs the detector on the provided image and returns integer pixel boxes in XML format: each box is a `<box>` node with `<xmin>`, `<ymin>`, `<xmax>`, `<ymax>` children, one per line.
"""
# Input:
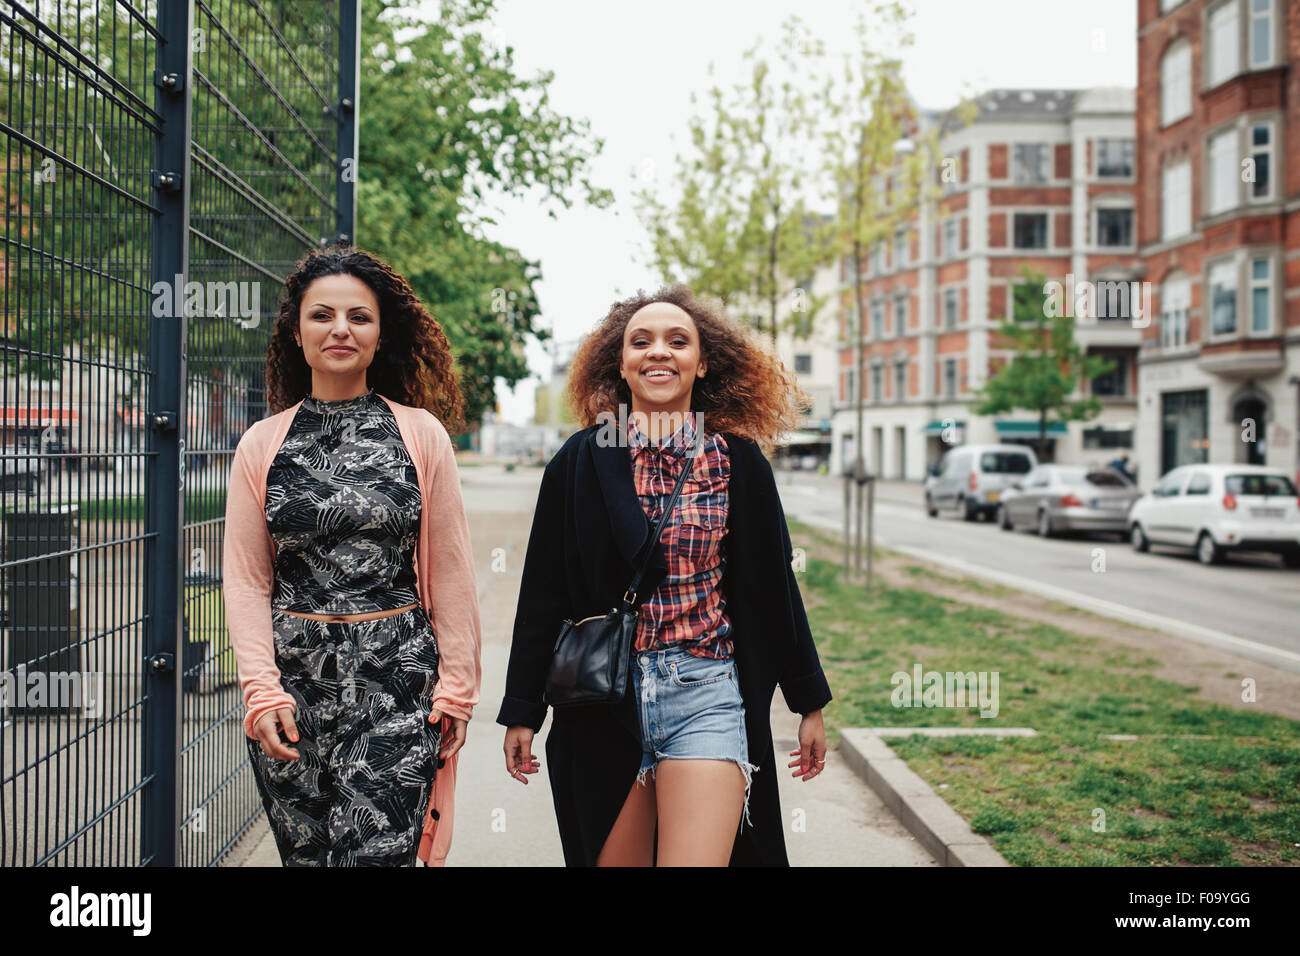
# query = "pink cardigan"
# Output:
<box><xmin>222</xmin><ymin>393</ymin><xmax>482</xmax><ymax>866</ymax></box>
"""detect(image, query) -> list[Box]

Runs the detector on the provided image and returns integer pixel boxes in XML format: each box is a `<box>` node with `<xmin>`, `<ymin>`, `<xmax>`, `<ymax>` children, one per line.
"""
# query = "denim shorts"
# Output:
<box><xmin>632</xmin><ymin>644</ymin><xmax>759</xmax><ymax>829</ymax></box>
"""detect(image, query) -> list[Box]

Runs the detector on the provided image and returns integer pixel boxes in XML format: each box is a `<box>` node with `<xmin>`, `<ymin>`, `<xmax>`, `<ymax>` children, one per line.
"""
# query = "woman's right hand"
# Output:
<box><xmin>252</xmin><ymin>707</ymin><xmax>300</xmax><ymax>761</ymax></box>
<box><xmin>503</xmin><ymin>725</ymin><xmax>540</xmax><ymax>783</ymax></box>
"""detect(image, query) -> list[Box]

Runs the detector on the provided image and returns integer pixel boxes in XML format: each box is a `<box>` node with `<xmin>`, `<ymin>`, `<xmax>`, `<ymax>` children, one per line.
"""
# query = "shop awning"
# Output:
<box><xmin>995</xmin><ymin>420</ymin><xmax>1068</xmax><ymax>436</ymax></box>
<box><xmin>0</xmin><ymin>407</ymin><xmax>79</xmax><ymax>428</ymax></box>
<box><xmin>922</xmin><ymin>420</ymin><xmax>964</xmax><ymax>434</ymax></box>
<box><xmin>778</xmin><ymin>430</ymin><xmax>825</xmax><ymax>445</ymax></box>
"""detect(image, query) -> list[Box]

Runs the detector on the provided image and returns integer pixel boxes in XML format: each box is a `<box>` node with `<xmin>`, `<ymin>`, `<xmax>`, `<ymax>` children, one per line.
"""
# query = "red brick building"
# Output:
<box><xmin>832</xmin><ymin>88</ymin><xmax>1140</xmax><ymax>479</ymax></box>
<box><xmin>1136</xmin><ymin>0</ymin><xmax>1299</xmax><ymax>487</ymax></box>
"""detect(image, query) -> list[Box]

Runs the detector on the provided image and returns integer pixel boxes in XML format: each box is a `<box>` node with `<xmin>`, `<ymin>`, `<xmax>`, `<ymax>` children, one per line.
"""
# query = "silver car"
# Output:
<box><xmin>997</xmin><ymin>465</ymin><xmax>1140</xmax><ymax>537</ymax></box>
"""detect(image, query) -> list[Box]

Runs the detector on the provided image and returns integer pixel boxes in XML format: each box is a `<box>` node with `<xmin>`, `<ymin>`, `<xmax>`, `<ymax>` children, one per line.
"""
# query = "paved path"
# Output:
<box><xmin>229</xmin><ymin>463</ymin><xmax>935</xmax><ymax>866</ymax></box>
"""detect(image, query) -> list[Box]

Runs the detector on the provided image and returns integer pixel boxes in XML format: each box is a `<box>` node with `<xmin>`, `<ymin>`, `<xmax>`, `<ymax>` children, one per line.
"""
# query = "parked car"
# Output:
<box><xmin>1128</xmin><ymin>464</ymin><xmax>1300</xmax><ymax>567</ymax></box>
<box><xmin>997</xmin><ymin>465</ymin><xmax>1140</xmax><ymax>537</ymax></box>
<box><xmin>925</xmin><ymin>444</ymin><xmax>1037</xmax><ymax>521</ymax></box>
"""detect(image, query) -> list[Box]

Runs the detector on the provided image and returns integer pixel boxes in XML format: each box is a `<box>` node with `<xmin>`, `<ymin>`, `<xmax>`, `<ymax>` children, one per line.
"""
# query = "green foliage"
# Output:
<box><xmin>632</xmin><ymin>16</ymin><xmax>837</xmax><ymax>342</ymax></box>
<box><xmin>973</xmin><ymin>265</ymin><xmax>1115</xmax><ymax>456</ymax></box>
<box><xmin>355</xmin><ymin>0</ymin><xmax>614</xmax><ymax>427</ymax></box>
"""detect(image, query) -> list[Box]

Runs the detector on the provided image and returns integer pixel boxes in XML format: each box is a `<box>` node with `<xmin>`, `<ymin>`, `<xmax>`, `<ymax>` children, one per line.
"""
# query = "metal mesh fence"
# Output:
<box><xmin>0</xmin><ymin>0</ymin><xmax>356</xmax><ymax>866</ymax></box>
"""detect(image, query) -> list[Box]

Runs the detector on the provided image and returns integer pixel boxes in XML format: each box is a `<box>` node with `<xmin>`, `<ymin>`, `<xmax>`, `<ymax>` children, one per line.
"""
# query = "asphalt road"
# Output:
<box><xmin>774</xmin><ymin>471</ymin><xmax>1300</xmax><ymax>673</ymax></box>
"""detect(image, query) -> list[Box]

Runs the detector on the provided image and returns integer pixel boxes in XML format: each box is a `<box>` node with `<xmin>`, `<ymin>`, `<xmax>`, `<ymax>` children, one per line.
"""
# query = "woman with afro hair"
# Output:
<box><xmin>224</xmin><ymin>245</ymin><xmax>481</xmax><ymax>866</ymax></box>
<box><xmin>499</xmin><ymin>284</ymin><xmax>831</xmax><ymax>866</ymax></box>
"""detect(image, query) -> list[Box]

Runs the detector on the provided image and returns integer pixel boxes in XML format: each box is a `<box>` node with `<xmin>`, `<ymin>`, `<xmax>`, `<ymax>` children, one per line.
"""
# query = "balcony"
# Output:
<box><xmin>1197</xmin><ymin>339</ymin><xmax>1284</xmax><ymax>378</ymax></box>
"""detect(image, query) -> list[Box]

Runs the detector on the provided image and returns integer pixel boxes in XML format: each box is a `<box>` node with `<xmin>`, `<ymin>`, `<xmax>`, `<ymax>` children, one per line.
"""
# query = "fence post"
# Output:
<box><xmin>336</xmin><ymin>0</ymin><xmax>361</xmax><ymax>243</ymax></box>
<box><xmin>142</xmin><ymin>0</ymin><xmax>195</xmax><ymax>867</ymax></box>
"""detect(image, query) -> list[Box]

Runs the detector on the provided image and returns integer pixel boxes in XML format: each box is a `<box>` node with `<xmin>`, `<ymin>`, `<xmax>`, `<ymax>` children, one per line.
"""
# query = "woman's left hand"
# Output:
<box><xmin>787</xmin><ymin>708</ymin><xmax>827</xmax><ymax>781</ymax></box>
<box><xmin>430</xmin><ymin>710</ymin><xmax>468</xmax><ymax>760</ymax></box>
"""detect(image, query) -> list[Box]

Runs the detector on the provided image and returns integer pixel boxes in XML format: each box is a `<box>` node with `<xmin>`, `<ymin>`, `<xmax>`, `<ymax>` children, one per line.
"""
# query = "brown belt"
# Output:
<box><xmin>278</xmin><ymin>602</ymin><xmax>420</xmax><ymax>623</ymax></box>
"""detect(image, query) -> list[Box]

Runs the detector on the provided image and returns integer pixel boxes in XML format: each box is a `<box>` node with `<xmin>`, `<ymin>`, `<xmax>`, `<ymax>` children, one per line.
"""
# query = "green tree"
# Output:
<box><xmin>818</xmin><ymin>1</ymin><xmax>976</xmax><ymax>478</ymax></box>
<box><xmin>357</xmin><ymin>0</ymin><xmax>613</xmax><ymax>427</ymax></box>
<box><xmin>974</xmin><ymin>265</ymin><xmax>1115</xmax><ymax>460</ymax></box>
<box><xmin>633</xmin><ymin>16</ymin><xmax>834</xmax><ymax>342</ymax></box>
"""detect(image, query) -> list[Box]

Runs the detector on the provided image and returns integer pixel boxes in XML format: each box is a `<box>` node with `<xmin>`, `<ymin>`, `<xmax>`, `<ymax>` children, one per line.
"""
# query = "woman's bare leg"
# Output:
<box><xmin>653</xmin><ymin>759</ymin><xmax>745</xmax><ymax>866</ymax></box>
<box><xmin>596</xmin><ymin>774</ymin><xmax>657</xmax><ymax>866</ymax></box>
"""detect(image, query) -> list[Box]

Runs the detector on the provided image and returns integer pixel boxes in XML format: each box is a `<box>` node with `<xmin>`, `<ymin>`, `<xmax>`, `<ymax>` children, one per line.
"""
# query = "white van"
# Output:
<box><xmin>925</xmin><ymin>444</ymin><xmax>1038</xmax><ymax>521</ymax></box>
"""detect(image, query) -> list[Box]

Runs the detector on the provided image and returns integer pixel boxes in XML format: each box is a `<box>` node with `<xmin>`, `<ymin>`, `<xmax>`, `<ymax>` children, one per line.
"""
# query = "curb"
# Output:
<box><xmin>839</xmin><ymin>727</ymin><xmax>1032</xmax><ymax>866</ymax></box>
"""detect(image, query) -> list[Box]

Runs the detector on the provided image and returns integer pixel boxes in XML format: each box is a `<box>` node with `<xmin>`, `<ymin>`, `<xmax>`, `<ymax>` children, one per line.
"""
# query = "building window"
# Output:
<box><xmin>1161</xmin><ymin>160</ymin><xmax>1191</xmax><ymax>240</ymax></box>
<box><xmin>1096</xmin><ymin>208</ymin><xmax>1133</xmax><ymax>247</ymax></box>
<box><xmin>894</xmin><ymin>360</ymin><xmax>907</xmax><ymax>401</ymax></box>
<box><xmin>1208</xmin><ymin>127</ymin><xmax>1237</xmax><ymax>214</ymax></box>
<box><xmin>942</xmin><ymin>358</ymin><xmax>958</xmax><ymax>398</ymax></box>
<box><xmin>1207</xmin><ymin>1</ymin><xmax>1240</xmax><ymax>88</ymax></box>
<box><xmin>943</xmin><ymin>288</ymin><xmax>958</xmax><ymax>329</ymax></box>
<box><xmin>794</xmin><ymin>353</ymin><xmax>812</xmax><ymax>374</ymax></box>
<box><xmin>1161</xmin><ymin>40</ymin><xmax>1191</xmax><ymax>126</ymax></box>
<box><xmin>1249</xmin><ymin>122</ymin><xmax>1272</xmax><ymax>201</ymax></box>
<box><xmin>1013</xmin><ymin>212</ymin><xmax>1048</xmax><ymax>249</ymax></box>
<box><xmin>1161</xmin><ymin>0</ymin><xmax>1186</xmax><ymax>11</ymax></box>
<box><xmin>942</xmin><ymin>217</ymin><xmax>957</xmax><ymax>258</ymax></box>
<box><xmin>871</xmin><ymin>365</ymin><xmax>883</xmax><ymax>403</ymax></box>
<box><xmin>893</xmin><ymin>293</ymin><xmax>907</xmax><ymax>334</ymax></box>
<box><xmin>894</xmin><ymin>226</ymin><xmax>907</xmax><ymax>268</ymax></box>
<box><xmin>1094</xmin><ymin>278</ymin><xmax>1135</xmax><ymax>322</ymax></box>
<box><xmin>1209</xmin><ymin>259</ymin><xmax>1237</xmax><ymax>337</ymax></box>
<box><xmin>1250</xmin><ymin>0</ymin><xmax>1274</xmax><ymax>66</ymax></box>
<box><xmin>1250</xmin><ymin>257</ymin><xmax>1271</xmax><ymax>333</ymax></box>
<box><xmin>1012</xmin><ymin>143</ymin><xmax>1050</xmax><ymax>183</ymax></box>
<box><xmin>1161</xmin><ymin>275</ymin><xmax>1190</xmax><ymax>348</ymax></box>
<box><xmin>845</xmin><ymin>368</ymin><xmax>857</xmax><ymax>405</ymax></box>
<box><xmin>871</xmin><ymin>300</ymin><xmax>884</xmax><ymax>339</ymax></box>
<box><xmin>1096</xmin><ymin>138</ymin><xmax>1134</xmax><ymax>177</ymax></box>
<box><xmin>872</xmin><ymin>242</ymin><xmax>885</xmax><ymax>275</ymax></box>
<box><xmin>1090</xmin><ymin>353</ymin><xmax>1129</xmax><ymax>397</ymax></box>
<box><xmin>1083</xmin><ymin>425</ymin><xmax>1134</xmax><ymax>449</ymax></box>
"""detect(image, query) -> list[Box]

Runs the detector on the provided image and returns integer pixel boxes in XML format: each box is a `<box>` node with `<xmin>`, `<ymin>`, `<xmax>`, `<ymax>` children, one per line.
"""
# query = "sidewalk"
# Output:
<box><xmin>226</xmin><ymin>464</ymin><xmax>936</xmax><ymax>867</ymax></box>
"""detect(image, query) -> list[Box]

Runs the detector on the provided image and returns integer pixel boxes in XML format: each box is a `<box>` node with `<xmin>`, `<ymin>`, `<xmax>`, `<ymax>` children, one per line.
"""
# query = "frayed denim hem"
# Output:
<box><xmin>635</xmin><ymin>756</ymin><xmax>761</xmax><ymax>830</ymax></box>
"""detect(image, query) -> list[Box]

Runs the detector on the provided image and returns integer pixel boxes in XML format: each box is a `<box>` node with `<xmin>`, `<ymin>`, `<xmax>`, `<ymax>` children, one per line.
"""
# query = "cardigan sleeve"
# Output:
<box><xmin>223</xmin><ymin>431</ymin><xmax>297</xmax><ymax>739</ymax></box>
<box><xmin>753</xmin><ymin>446</ymin><xmax>833</xmax><ymax>716</ymax></box>
<box><xmin>423</xmin><ymin>413</ymin><xmax>483</xmax><ymax>723</ymax></box>
<box><xmin>496</xmin><ymin>454</ymin><xmax>569</xmax><ymax>732</ymax></box>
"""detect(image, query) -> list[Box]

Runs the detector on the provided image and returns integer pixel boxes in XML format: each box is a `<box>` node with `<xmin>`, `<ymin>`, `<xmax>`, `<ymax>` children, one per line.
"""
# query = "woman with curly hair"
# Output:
<box><xmin>498</xmin><ymin>284</ymin><xmax>831</xmax><ymax>866</ymax></box>
<box><xmin>223</xmin><ymin>245</ymin><xmax>482</xmax><ymax>866</ymax></box>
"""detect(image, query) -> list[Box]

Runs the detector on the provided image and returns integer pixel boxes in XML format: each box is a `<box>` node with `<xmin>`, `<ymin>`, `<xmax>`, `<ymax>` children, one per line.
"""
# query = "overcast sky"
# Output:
<box><xmin>417</xmin><ymin>0</ymin><xmax>1139</xmax><ymax>425</ymax></box>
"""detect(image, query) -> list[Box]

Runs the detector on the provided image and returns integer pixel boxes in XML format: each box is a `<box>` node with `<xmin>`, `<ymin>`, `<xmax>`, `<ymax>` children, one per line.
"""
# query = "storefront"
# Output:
<box><xmin>993</xmin><ymin>419</ymin><xmax>1068</xmax><ymax>461</ymax></box>
<box><xmin>1160</xmin><ymin>388</ymin><xmax>1208</xmax><ymax>474</ymax></box>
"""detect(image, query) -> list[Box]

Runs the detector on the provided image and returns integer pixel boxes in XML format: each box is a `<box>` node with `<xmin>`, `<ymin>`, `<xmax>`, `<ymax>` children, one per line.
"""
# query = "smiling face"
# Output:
<box><xmin>618</xmin><ymin>301</ymin><xmax>706</xmax><ymax>420</ymax></box>
<box><xmin>295</xmin><ymin>273</ymin><xmax>381</xmax><ymax>399</ymax></box>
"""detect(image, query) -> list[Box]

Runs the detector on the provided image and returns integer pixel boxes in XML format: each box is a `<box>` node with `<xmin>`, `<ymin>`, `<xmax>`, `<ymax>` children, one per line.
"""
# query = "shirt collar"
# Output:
<box><xmin>627</xmin><ymin>411</ymin><xmax>699</xmax><ymax>461</ymax></box>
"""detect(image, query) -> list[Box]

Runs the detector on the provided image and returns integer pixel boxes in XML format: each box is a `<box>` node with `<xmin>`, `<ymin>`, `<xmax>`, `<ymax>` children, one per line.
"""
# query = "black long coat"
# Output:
<box><xmin>495</xmin><ymin>424</ymin><xmax>832</xmax><ymax>866</ymax></box>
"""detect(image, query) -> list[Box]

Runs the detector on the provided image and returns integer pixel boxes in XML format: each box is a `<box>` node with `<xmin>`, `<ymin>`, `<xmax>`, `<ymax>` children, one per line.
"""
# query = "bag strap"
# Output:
<box><xmin>622</xmin><ymin>448</ymin><xmax>695</xmax><ymax>610</ymax></box>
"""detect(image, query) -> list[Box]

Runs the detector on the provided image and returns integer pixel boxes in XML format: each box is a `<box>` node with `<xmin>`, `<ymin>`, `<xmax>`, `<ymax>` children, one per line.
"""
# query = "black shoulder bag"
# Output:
<box><xmin>544</xmin><ymin>452</ymin><xmax>693</xmax><ymax>708</ymax></box>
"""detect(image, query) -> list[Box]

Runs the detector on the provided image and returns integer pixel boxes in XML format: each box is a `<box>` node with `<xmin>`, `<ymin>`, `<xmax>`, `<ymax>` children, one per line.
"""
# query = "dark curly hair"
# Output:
<box><xmin>266</xmin><ymin>245</ymin><xmax>468</xmax><ymax>435</ymax></box>
<box><xmin>566</xmin><ymin>284</ymin><xmax>812</xmax><ymax>456</ymax></box>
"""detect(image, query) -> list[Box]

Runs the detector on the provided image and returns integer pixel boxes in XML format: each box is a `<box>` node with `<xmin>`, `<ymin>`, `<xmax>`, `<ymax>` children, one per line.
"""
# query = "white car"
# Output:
<box><xmin>1128</xmin><ymin>464</ymin><xmax>1300</xmax><ymax>567</ymax></box>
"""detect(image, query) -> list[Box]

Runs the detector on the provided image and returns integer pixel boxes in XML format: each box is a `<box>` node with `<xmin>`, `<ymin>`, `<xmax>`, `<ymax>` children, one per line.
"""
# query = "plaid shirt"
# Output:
<box><xmin>627</xmin><ymin>412</ymin><xmax>733</xmax><ymax>659</ymax></box>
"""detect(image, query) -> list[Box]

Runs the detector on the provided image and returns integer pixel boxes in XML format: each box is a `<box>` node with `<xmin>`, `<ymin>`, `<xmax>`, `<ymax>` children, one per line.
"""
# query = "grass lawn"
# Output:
<box><xmin>788</xmin><ymin>518</ymin><xmax>1300</xmax><ymax>866</ymax></box>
